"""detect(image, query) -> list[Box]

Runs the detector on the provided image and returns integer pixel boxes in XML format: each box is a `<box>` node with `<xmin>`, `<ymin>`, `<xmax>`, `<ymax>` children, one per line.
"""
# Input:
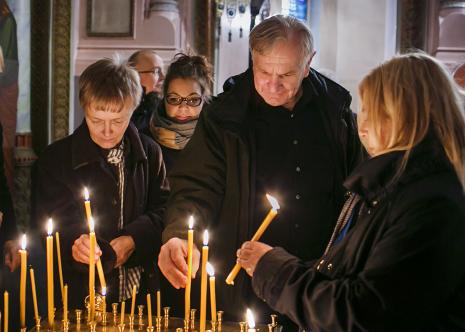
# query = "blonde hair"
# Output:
<box><xmin>359</xmin><ymin>52</ymin><xmax>465</xmax><ymax>189</ymax></box>
<box><xmin>249</xmin><ymin>15</ymin><xmax>314</xmax><ymax>65</ymax></box>
<box><xmin>79</xmin><ymin>55</ymin><xmax>142</xmax><ymax>112</ymax></box>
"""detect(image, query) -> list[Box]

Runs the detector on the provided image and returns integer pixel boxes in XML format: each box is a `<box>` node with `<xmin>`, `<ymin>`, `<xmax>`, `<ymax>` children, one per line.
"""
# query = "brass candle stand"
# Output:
<box><xmin>62</xmin><ymin>319</ymin><xmax>70</xmax><ymax>331</ymax></box>
<box><xmin>163</xmin><ymin>307</ymin><xmax>170</xmax><ymax>328</ymax></box>
<box><xmin>128</xmin><ymin>315</ymin><xmax>135</xmax><ymax>330</ymax></box>
<box><xmin>155</xmin><ymin>317</ymin><xmax>162</xmax><ymax>330</ymax></box>
<box><xmin>75</xmin><ymin>310</ymin><xmax>82</xmax><ymax>325</ymax></box>
<box><xmin>35</xmin><ymin>316</ymin><xmax>42</xmax><ymax>330</ymax></box>
<box><xmin>26</xmin><ymin>308</ymin><xmax>273</xmax><ymax>331</ymax></box>
<box><xmin>189</xmin><ymin>309</ymin><xmax>196</xmax><ymax>330</ymax></box>
<box><xmin>112</xmin><ymin>303</ymin><xmax>119</xmax><ymax>326</ymax></box>
<box><xmin>217</xmin><ymin>311</ymin><xmax>223</xmax><ymax>328</ymax></box>
<box><xmin>137</xmin><ymin>305</ymin><xmax>145</xmax><ymax>327</ymax></box>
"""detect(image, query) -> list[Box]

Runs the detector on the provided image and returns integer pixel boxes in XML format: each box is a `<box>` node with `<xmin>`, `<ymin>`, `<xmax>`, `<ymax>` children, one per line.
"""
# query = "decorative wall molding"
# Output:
<box><xmin>51</xmin><ymin>0</ymin><xmax>71</xmax><ymax>141</ymax></box>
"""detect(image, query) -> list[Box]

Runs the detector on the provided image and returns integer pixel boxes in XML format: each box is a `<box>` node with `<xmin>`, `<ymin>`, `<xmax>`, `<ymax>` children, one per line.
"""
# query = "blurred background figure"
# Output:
<box><xmin>128</xmin><ymin>50</ymin><xmax>165</xmax><ymax>132</ymax></box>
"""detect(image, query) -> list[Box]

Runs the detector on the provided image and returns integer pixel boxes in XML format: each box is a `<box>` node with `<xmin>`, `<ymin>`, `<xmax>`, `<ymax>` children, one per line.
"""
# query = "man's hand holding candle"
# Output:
<box><xmin>158</xmin><ymin>237</ymin><xmax>201</xmax><ymax>289</ymax></box>
<box><xmin>72</xmin><ymin>234</ymin><xmax>102</xmax><ymax>264</ymax></box>
<box><xmin>237</xmin><ymin>241</ymin><xmax>273</xmax><ymax>277</ymax></box>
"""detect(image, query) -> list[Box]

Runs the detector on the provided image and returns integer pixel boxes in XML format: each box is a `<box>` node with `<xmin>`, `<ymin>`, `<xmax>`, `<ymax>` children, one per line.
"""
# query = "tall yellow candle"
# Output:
<box><xmin>156</xmin><ymin>290</ymin><xmax>161</xmax><ymax>318</ymax></box>
<box><xmin>29</xmin><ymin>268</ymin><xmax>39</xmax><ymax>322</ymax></box>
<box><xmin>4</xmin><ymin>291</ymin><xmax>8</xmax><ymax>332</ymax></box>
<box><xmin>89</xmin><ymin>217</ymin><xmax>96</xmax><ymax>322</ymax></box>
<box><xmin>206</xmin><ymin>263</ymin><xmax>216</xmax><ymax>322</ymax></box>
<box><xmin>19</xmin><ymin>234</ymin><xmax>27</xmax><ymax>328</ymax></box>
<box><xmin>146</xmin><ymin>293</ymin><xmax>152</xmax><ymax>328</ymax></box>
<box><xmin>120</xmin><ymin>301</ymin><xmax>125</xmax><ymax>325</ymax></box>
<box><xmin>226</xmin><ymin>194</ymin><xmax>280</xmax><ymax>285</ymax></box>
<box><xmin>130</xmin><ymin>285</ymin><xmax>137</xmax><ymax>316</ymax></box>
<box><xmin>55</xmin><ymin>231</ymin><xmax>64</xmax><ymax>302</ymax></box>
<box><xmin>63</xmin><ymin>284</ymin><xmax>68</xmax><ymax>322</ymax></box>
<box><xmin>83</xmin><ymin>187</ymin><xmax>106</xmax><ymax>289</ymax></box>
<box><xmin>199</xmin><ymin>230</ymin><xmax>209</xmax><ymax>332</ymax></box>
<box><xmin>185</xmin><ymin>216</ymin><xmax>194</xmax><ymax>321</ymax></box>
<box><xmin>46</xmin><ymin>218</ymin><xmax>54</xmax><ymax>327</ymax></box>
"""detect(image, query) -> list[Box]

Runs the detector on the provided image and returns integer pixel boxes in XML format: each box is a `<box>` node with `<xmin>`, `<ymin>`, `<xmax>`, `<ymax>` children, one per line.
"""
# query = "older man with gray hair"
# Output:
<box><xmin>158</xmin><ymin>15</ymin><xmax>362</xmax><ymax>329</ymax></box>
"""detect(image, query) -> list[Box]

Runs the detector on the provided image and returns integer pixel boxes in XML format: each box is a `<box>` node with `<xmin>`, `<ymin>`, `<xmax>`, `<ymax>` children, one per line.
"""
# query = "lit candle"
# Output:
<box><xmin>55</xmin><ymin>231</ymin><xmax>64</xmax><ymax>302</ymax></box>
<box><xmin>4</xmin><ymin>291</ymin><xmax>8</xmax><ymax>332</ymax></box>
<box><xmin>120</xmin><ymin>301</ymin><xmax>125</xmax><ymax>325</ymax></box>
<box><xmin>226</xmin><ymin>194</ymin><xmax>280</xmax><ymax>285</ymax></box>
<box><xmin>83</xmin><ymin>187</ymin><xmax>106</xmax><ymax>289</ymax></box>
<box><xmin>19</xmin><ymin>234</ymin><xmax>27</xmax><ymax>328</ymax></box>
<box><xmin>101</xmin><ymin>287</ymin><xmax>107</xmax><ymax>314</ymax></box>
<box><xmin>199</xmin><ymin>230</ymin><xmax>209</xmax><ymax>332</ymax></box>
<box><xmin>185</xmin><ymin>216</ymin><xmax>194</xmax><ymax>321</ymax></box>
<box><xmin>206</xmin><ymin>263</ymin><xmax>216</xmax><ymax>323</ymax></box>
<box><xmin>246</xmin><ymin>308</ymin><xmax>256</xmax><ymax>332</ymax></box>
<box><xmin>46</xmin><ymin>218</ymin><xmax>54</xmax><ymax>327</ymax></box>
<box><xmin>147</xmin><ymin>293</ymin><xmax>152</xmax><ymax>328</ymax></box>
<box><xmin>63</xmin><ymin>284</ymin><xmax>68</xmax><ymax>322</ymax></box>
<box><xmin>156</xmin><ymin>290</ymin><xmax>161</xmax><ymax>318</ymax></box>
<box><xmin>130</xmin><ymin>285</ymin><xmax>137</xmax><ymax>316</ymax></box>
<box><xmin>29</xmin><ymin>268</ymin><xmax>39</xmax><ymax>322</ymax></box>
<box><xmin>89</xmin><ymin>217</ymin><xmax>96</xmax><ymax>322</ymax></box>
<box><xmin>83</xmin><ymin>187</ymin><xmax>92</xmax><ymax>222</ymax></box>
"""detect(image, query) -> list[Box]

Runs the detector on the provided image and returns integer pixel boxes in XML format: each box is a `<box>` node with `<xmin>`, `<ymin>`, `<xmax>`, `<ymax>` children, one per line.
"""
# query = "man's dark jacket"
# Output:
<box><xmin>253</xmin><ymin>137</ymin><xmax>465</xmax><ymax>331</ymax></box>
<box><xmin>162</xmin><ymin>68</ymin><xmax>363</xmax><ymax>319</ymax></box>
<box><xmin>33</xmin><ymin>122</ymin><xmax>169</xmax><ymax>308</ymax></box>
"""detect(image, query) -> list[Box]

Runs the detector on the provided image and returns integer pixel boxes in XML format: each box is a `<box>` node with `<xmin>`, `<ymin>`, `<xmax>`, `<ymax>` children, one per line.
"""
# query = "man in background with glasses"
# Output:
<box><xmin>128</xmin><ymin>50</ymin><xmax>165</xmax><ymax>132</ymax></box>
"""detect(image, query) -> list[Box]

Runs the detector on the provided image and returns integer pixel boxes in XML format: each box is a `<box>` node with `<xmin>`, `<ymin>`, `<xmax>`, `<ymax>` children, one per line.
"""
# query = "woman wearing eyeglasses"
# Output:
<box><xmin>148</xmin><ymin>53</ymin><xmax>213</xmax><ymax>170</ymax></box>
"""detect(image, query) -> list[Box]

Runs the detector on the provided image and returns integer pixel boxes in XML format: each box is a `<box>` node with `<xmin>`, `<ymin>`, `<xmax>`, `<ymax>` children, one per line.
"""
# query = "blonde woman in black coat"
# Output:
<box><xmin>238</xmin><ymin>53</ymin><xmax>465</xmax><ymax>331</ymax></box>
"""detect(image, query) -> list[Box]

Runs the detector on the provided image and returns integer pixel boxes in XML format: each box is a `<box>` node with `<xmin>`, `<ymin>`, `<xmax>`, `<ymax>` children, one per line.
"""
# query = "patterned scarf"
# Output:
<box><xmin>149</xmin><ymin>106</ymin><xmax>197</xmax><ymax>150</ymax></box>
<box><xmin>106</xmin><ymin>141</ymin><xmax>142</xmax><ymax>301</ymax></box>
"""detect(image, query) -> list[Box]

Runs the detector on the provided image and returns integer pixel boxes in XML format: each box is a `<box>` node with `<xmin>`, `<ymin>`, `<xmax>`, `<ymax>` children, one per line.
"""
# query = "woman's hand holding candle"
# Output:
<box><xmin>237</xmin><ymin>241</ymin><xmax>273</xmax><ymax>276</ymax></box>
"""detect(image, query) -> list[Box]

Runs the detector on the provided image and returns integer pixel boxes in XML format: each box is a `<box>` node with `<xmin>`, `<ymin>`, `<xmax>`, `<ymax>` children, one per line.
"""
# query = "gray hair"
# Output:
<box><xmin>249</xmin><ymin>15</ymin><xmax>314</xmax><ymax>63</ymax></box>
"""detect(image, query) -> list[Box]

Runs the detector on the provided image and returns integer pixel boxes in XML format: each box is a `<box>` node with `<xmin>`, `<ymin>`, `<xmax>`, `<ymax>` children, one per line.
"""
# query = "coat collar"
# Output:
<box><xmin>344</xmin><ymin>136</ymin><xmax>453</xmax><ymax>202</ymax></box>
<box><xmin>71</xmin><ymin>121</ymin><xmax>147</xmax><ymax>170</ymax></box>
<box><xmin>212</xmin><ymin>67</ymin><xmax>350</xmax><ymax>128</ymax></box>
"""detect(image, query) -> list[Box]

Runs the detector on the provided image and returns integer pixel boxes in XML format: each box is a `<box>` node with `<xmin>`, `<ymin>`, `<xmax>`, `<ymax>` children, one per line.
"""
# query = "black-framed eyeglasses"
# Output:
<box><xmin>165</xmin><ymin>94</ymin><xmax>203</xmax><ymax>107</ymax></box>
<box><xmin>138</xmin><ymin>67</ymin><xmax>162</xmax><ymax>76</ymax></box>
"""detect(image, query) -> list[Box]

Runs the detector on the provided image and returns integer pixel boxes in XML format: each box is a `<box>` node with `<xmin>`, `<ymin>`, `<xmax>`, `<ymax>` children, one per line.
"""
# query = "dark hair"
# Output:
<box><xmin>163</xmin><ymin>53</ymin><xmax>213</xmax><ymax>101</ymax></box>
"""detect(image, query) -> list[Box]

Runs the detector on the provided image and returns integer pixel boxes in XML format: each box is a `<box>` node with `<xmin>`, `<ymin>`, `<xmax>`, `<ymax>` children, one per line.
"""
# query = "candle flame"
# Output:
<box><xmin>188</xmin><ymin>215</ymin><xmax>194</xmax><ymax>229</ymax></box>
<box><xmin>47</xmin><ymin>218</ymin><xmax>53</xmax><ymax>236</ymax></box>
<box><xmin>89</xmin><ymin>217</ymin><xmax>95</xmax><ymax>233</ymax></box>
<box><xmin>266</xmin><ymin>194</ymin><xmax>280</xmax><ymax>211</ymax></box>
<box><xmin>246</xmin><ymin>308</ymin><xmax>255</xmax><ymax>329</ymax></box>
<box><xmin>101</xmin><ymin>287</ymin><xmax>107</xmax><ymax>296</ymax></box>
<box><xmin>203</xmin><ymin>230</ymin><xmax>209</xmax><ymax>246</ymax></box>
<box><xmin>84</xmin><ymin>187</ymin><xmax>90</xmax><ymax>200</ymax></box>
<box><xmin>20</xmin><ymin>234</ymin><xmax>27</xmax><ymax>250</ymax></box>
<box><xmin>206</xmin><ymin>262</ymin><xmax>214</xmax><ymax>276</ymax></box>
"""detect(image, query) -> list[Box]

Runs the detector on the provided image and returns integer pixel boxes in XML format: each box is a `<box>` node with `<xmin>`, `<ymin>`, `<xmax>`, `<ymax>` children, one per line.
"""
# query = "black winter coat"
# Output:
<box><xmin>162</xmin><ymin>68</ymin><xmax>363</xmax><ymax>319</ymax></box>
<box><xmin>252</xmin><ymin>138</ymin><xmax>465</xmax><ymax>331</ymax></box>
<box><xmin>33</xmin><ymin>122</ymin><xmax>169</xmax><ymax>308</ymax></box>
